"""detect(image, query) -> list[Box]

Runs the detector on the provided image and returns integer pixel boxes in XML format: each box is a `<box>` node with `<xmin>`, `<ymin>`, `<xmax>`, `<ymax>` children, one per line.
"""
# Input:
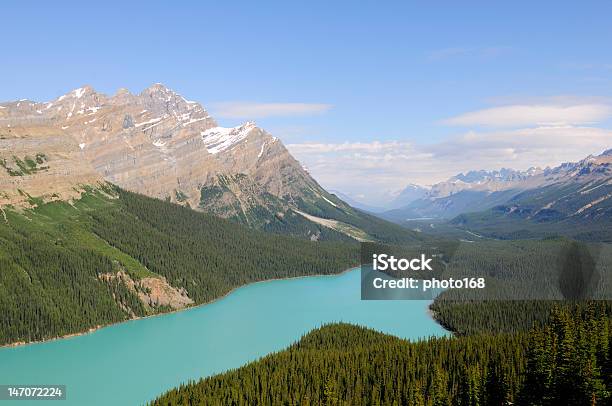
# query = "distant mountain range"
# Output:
<box><xmin>381</xmin><ymin>149</ymin><xmax>612</xmax><ymax>241</ymax></box>
<box><xmin>341</xmin><ymin>169</ymin><xmax>538</xmax><ymax>214</ymax></box>
<box><xmin>384</xmin><ymin>167</ymin><xmax>546</xmax><ymax>218</ymax></box>
<box><xmin>0</xmin><ymin>85</ymin><xmax>418</xmax><ymax>243</ymax></box>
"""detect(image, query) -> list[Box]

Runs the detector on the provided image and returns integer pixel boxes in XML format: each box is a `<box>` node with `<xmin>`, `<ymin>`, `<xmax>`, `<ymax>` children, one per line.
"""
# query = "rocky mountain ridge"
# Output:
<box><xmin>383</xmin><ymin>149</ymin><xmax>611</xmax><ymax>222</ymax></box>
<box><xmin>1</xmin><ymin>84</ymin><xmax>417</xmax><ymax>242</ymax></box>
<box><xmin>1</xmin><ymin>85</ymin><xmax>331</xmax><ymax>218</ymax></box>
<box><xmin>449</xmin><ymin>150</ymin><xmax>612</xmax><ymax>241</ymax></box>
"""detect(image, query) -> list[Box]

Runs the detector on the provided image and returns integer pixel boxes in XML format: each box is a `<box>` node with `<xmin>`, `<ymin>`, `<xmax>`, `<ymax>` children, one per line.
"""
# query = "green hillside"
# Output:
<box><xmin>0</xmin><ymin>186</ymin><xmax>359</xmax><ymax>345</ymax></box>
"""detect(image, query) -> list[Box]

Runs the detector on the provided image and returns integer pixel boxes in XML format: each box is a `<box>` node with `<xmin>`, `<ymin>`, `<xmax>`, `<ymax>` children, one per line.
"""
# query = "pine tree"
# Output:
<box><xmin>484</xmin><ymin>356</ymin><xmax>507</xmax><ymax>406</ymax></box>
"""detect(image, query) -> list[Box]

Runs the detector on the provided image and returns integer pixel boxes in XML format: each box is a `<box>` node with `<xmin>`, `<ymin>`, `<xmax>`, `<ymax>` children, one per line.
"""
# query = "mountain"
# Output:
<box><xmin>430</xmin><ymin>167</ymin><xmax>543</xmax><ymax>198</ymax></box>
<box><xmin>0</xmin><ymin>125</ymin><xmax>103</xmax><ymax>207</ymax></box>
<box><xmin>328</xmin><ymin>184</ymin><xmax>428</xmax><ymax>213</ymax></box>
<box><xmin>380</xmin><ymin>151</ymin><xmax>612</xmax><ymax>241</ymax></box>
<box><xmin>389</xmin><ymin>183</ymin><xmax>428</xmax><ymax>208</ymax></box>
<box><xmin>451</xmin><ymin>150</ymin><xmax>612</xmax><ymax>241</ymax></box>
<box><xmin>0</xmin><ymin>85</ymin><xmax>419</xmax><ymax>243</ymax></box>
<box><xmin>328</xmin><ymin>190</ymin><xmax>386</xmax><ymax>213</ymax></box>
<box><xmin>381</xmin><ymin>168</ymin><xmax>545</xmax><ymax>222</ymax></box>
<box><xmin>382</xmin><ymin>189</ymin><xmax>522</xmax><ymax>222</ymax></box>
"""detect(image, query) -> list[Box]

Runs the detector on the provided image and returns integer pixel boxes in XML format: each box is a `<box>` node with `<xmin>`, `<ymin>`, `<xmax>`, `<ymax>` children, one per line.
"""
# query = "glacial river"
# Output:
<box><xmin>0</xmin><ymin>268</ymin><xmax>447</xmax><ymax>405</ymax></box>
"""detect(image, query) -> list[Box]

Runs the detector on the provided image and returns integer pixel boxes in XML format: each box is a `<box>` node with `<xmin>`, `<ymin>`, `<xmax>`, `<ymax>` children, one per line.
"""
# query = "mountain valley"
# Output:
<box><xmin>381</xmin><ymin>150</ymin><xmax>612</xmax><ymax>241</ymax></box>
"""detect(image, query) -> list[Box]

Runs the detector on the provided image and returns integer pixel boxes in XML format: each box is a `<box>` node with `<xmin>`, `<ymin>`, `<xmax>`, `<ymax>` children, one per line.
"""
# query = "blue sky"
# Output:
<box><xmin>2</xmin><ymin>1</ymin><xmax>612</xmax><ymax>202</ymax></box>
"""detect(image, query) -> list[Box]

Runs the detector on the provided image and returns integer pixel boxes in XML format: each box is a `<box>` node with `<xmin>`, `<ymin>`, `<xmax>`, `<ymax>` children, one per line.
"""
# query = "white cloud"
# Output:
<box><xmin>443</xmin><ymin>103</ymin><xmax>612</xmax><ymax>128</ymax></box>
<box><xmin>287</xmin><ymin>126</ymin><xmax>612</xmax><ymax>205</ymax></box>
<box><xmin>287</xmin><ymin>141</ymin><xmax>412</xmax><ymax>154</ymax></box>
<box><xmin>210</xmin><ymin>101</ymin><xmax>332</xmax><ymax>119</ymax></box>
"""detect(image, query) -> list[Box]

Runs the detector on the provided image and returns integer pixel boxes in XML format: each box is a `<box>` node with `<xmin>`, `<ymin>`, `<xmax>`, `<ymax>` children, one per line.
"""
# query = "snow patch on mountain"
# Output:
<box><xmin>74</xmin><ymin>87</ymin><xmax>86</xmax><ymax>98</ymax></box>
<box><xmin>574</xmin><ymin>193</ymin><xmax>611</xmax><ymax>215</ymax></box>
<box><xmin>135</xmin><ymin>117</ymin><xmax>163</xmax><ymax>128</ymax></box>
<box><xmin>201</xmin><ymin>122</ymin><xmax>256</xmax><ymax>154</ymax></box>
<box><xmin>321</xmin><ymin>195</ymin><xmax>338</xmax><ymax>208</ymax></box>
<box><xmin>258</xmin><ymin>141</ymin><xmax>267</xmax><ymax>159</ymax></box>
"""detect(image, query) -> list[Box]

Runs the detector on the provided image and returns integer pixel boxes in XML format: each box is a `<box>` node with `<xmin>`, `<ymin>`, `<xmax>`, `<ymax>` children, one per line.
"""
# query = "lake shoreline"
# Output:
<box><xmin>1</xmin><ymin>264</ymin><xmax>448</xmax><ymax>406</ymax></box>
<box><xmin>1</xmin><ymin>266</ymin><xmax>361</xmax><ymax>349</ymax></box>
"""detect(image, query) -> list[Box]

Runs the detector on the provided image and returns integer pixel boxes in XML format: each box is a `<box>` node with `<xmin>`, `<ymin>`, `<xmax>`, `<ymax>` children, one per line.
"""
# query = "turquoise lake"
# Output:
<box><xmin>0</xmin><ymin>268</ymin><xmax>448</xmax><ymax>405</ymax></box>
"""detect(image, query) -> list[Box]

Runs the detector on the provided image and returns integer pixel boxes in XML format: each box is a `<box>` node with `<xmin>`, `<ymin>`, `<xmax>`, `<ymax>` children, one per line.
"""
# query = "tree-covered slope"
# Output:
<box><xmin>197</xmin><ymin>172</ymin><xmax>426</xmax><ymax>243</ymax></box>
<box><xmin>151</xmin><ymin>305</ymin><xmax>611</xmax><ymax>406</ymax></box>
<box><xmin>0</xmin><ymin>186</ymin><xmax>359</xmax><ymax>345</ymax></box>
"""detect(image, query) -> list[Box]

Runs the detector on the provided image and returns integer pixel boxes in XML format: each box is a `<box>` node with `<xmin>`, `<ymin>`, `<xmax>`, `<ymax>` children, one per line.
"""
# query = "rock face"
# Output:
<box><xmin>0</xmin><ymin>125</ymin><xmax>103</xmax><ymax>207</ymax></box>
<box><xmin>0</xmin><ymin>84</ymin><xmax>355</xmax><ymax>237</ymax></box>
<box><xmin>99</xmin><ymin>271</ymin><xmax>194</xmax><ymax>314</ymax></box>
